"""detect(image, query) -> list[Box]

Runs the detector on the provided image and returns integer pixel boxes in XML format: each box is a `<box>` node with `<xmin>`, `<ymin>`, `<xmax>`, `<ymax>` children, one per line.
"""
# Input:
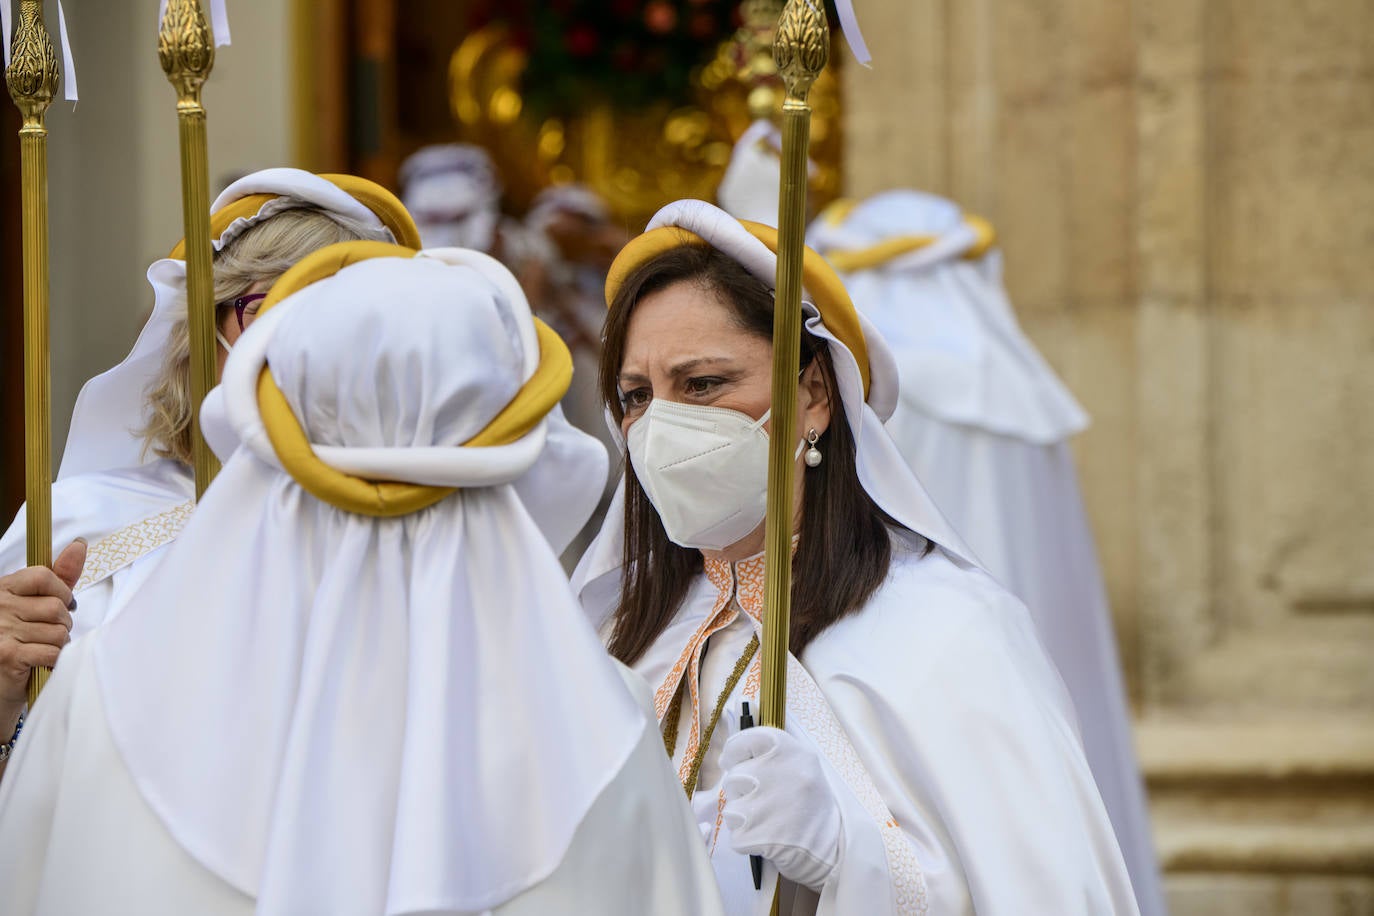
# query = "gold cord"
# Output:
<box><xmin>661</xmin><ymin>633</ymin><xmax>761</xmax><ymax>798</ymax></box>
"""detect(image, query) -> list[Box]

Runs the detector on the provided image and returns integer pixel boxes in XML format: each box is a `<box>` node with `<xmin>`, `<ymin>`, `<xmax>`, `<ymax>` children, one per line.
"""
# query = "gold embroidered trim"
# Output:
<box><xmin>75</xmin><ymin>500</ymin><xmax>195</xmax><ymax>593</ymax></box>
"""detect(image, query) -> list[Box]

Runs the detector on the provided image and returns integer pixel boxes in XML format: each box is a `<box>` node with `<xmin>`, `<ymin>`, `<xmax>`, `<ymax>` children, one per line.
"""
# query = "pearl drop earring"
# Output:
<box><xmin>804</xmin><ymin>428</ymin><xmax>823</xmax><ymax>467</ymax></box>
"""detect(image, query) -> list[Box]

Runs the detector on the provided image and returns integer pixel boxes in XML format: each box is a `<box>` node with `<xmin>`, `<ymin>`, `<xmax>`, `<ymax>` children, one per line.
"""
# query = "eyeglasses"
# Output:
<box><xmin>221</xmin><ymin>293</ymin><xmax>267</xmax><ymax>331</ymax></box>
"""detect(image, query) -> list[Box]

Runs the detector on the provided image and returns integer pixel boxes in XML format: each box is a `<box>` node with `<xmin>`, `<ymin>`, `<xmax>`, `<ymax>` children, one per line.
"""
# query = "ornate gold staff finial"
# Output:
<box><xmin>773</xmin><ymin>0</ymin><xmax>829</xmax><ymax>106</ymax></box>
<box><xmin>6</xmin><ymin>0</ymin><xmax>61</xmax><ymax>705</ymax></box>
<box><xmin>158</xmin><ymin>0</ymin><xmax>221</xmax><ymax>500</ymax></box>
<box><xmin>758</xmin><ymin>3</ymin><xmax>827</xmax><ymax>904</ymax></box>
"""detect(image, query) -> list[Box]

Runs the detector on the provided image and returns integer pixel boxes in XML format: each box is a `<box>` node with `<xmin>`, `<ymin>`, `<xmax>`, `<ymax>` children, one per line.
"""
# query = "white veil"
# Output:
<box><xmin>95</xmin><ymin>251</ymin><xmax>642</xmax><ymax>915</ymax></box>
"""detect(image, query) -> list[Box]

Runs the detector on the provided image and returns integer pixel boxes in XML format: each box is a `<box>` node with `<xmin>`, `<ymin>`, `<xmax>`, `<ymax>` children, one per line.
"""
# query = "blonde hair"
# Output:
<box><xmin>139</xmin><ymin>203</ymin><xmax>390</xmax><ymax>465</ymax></box>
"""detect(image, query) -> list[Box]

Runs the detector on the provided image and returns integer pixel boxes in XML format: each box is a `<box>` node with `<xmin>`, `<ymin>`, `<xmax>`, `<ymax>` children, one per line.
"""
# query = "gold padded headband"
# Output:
<box><xmin>254</xmin><ymin>240</ymin><xmax>572</xmax><ymax>517</ymax></box>
<box><xmin>604</xmin><ymin>218</ymin><xmax>873</xmax><ymax>399</ymax></box>
<box><xmin>167</xmin><ymin>173</ymin><xmax>422</xmax><ymax>259</ymax></box>
<box><xmin>814</xmin><ymin>201</ymin><xmax>997</xmax><ymax>273</ymax></box>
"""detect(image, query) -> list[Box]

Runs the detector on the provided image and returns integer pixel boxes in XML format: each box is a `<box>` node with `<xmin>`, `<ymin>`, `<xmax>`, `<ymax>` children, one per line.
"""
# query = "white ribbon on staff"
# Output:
<box><xmin>2</xmin><ymin>0</ymin><xmax>80</xmax><ymax>101</ymax></box>
<box><xmin>157</xmin><ymin>0</ymin><xmax>232</xmax><ymax>47</ymax></box>
<box><xmin>833</xmin><ymin>0</ymin><xmax>872</xmax><ymax>68</ymax></box>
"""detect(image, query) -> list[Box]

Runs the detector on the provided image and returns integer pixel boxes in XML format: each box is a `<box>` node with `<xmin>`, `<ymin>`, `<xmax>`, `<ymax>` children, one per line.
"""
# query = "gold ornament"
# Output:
<box><xmin>447</xmin><ymin>3</ymin><xmax>841</xmax><ymax>228</ymax></box>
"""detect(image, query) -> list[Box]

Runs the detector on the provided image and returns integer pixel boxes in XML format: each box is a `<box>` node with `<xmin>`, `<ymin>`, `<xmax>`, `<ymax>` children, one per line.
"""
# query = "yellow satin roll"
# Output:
<box><xmin>605</xmin><ymin>219</ymin><xmax>874</xmax><ymax>400</ymax></box>
<box><xmin>254</xmin><ymin>241</ymin><xmax>573</xmax><ymax>517</ymax></box>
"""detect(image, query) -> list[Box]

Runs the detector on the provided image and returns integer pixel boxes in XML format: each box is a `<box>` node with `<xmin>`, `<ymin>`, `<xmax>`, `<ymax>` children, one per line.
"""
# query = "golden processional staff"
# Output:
<box><xmin>6</xmin><ymin>0</ymin><xmax>60</xmax><ymax>706</ymax></box>
<box><xmin>158</xmin><ymin>0</ymin><xmax>221</xmax><ymax>500</ymax></box>
<box><xmin>758</xmin><ymin>0</ymin><xmax>827</xmax><ymax>751</ymax></box>
<box><xmin>759</xmin><ymin>0</ymin><xmax>828</xmax><ymax>908</ymax></box>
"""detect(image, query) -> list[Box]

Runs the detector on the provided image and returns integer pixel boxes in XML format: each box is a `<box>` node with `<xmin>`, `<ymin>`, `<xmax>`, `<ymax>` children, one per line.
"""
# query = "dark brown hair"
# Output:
<box><xmin>600</xmin><ymin>243</ymin><xmax>910</xmax><ymax>666</ymax></box>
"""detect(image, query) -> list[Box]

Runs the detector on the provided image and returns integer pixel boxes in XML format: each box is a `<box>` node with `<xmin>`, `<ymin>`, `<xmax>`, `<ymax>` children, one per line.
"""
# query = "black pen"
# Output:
<box><xmin>739</xmin><ymin>701</ymin><xmax>764</xmax><ymax>890</ymax></box>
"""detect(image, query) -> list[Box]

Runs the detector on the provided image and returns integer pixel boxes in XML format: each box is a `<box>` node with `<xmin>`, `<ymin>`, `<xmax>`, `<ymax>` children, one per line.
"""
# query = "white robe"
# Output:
<box><xmin>0</xmin><ymin>460</ymin><xmax>193</xmax><ymax>638</ymax></box>
<box><xmin>0</xmin><ymin>637</ymin><xmax>724</xmax><ymax>916</ymax></box>
<box><xmin>810</xmin><ymin>190</ymin><xmax>1166</xmax><ymax>915</ymax></box>
<box><xmin>636</xmin><ymin>535</ymin><xmax>1139</xmax><ymax>915</ymax></box>
<box><xmin>884</xmin><ymin>410</ymin><xmax>1167</xmax><ymax>916</ymax></box>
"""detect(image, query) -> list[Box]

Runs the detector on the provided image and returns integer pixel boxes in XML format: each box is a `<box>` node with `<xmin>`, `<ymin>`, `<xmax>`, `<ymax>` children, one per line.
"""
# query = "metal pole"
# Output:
<box><xmin>6</xmin><ymin>0</ymin><xmax>60</xmax><ymax>706</ymax></box>
<box><xmin>760</xmin><ymin>0</ymin><xmax>827</xmax><ymax>909</ymax></box>
<box><xmin>158</xmin><ymin>0</ymin><xmax>220</xmax><ymax>499</ymax></box>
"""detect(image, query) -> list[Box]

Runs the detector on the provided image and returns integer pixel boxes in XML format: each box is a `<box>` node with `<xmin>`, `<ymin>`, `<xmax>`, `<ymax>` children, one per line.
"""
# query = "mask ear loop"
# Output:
<box><xmin>216</xmin><ymin>329</ymin><xmax>234</xmax><ymax>352</ymax></box>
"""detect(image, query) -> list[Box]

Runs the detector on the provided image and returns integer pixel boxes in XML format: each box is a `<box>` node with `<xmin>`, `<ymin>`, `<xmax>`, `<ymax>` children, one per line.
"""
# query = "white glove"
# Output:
<box><xmin>720</xmin><ymin>725</ymin><xmax>843</xmax><ymax>892</ymax></box>
<box><xmin>693</xmin><ymin>789</ymin><xmax>721</xmax><ymax>852</ymax></box>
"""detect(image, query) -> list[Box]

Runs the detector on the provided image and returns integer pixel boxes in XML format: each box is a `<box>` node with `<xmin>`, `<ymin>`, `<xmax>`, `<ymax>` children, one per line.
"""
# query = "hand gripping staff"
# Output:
<box><xmin>760</xmin><ymin>0</ymin><xmax>828</xmax><ymax>912</ymax></box>
<box><xmin>5</xmin><ymin>0</ymin><xmax>59</xmax><ymax>705</ymax></box>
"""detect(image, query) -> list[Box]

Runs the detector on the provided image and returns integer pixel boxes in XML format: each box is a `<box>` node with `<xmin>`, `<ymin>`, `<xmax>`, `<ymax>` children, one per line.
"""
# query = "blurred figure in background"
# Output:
<box><xmin>808</xmin><ymin>190</ymin><xmax>1166</xmax><ymax>916</ymax></box>
<box><xmin>399</xmin><ymin>143</ymin><xmax>507</xmax><ymax>251</ymax></box>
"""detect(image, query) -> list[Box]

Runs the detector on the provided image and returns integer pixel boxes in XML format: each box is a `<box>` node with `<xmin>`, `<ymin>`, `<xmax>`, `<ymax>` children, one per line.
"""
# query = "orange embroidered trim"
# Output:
<box><xmin>654</xmin><ymin>554</ymin><xmax>768</xmax><ymax>784</ymax></box>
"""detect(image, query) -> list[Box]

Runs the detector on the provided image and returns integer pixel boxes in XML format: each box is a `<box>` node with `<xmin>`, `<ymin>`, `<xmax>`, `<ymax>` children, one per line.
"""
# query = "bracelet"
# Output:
<box><xmin>0</xmin><ymin>711</ymin><xmax>25</xmax><ymax>763</ymax></box>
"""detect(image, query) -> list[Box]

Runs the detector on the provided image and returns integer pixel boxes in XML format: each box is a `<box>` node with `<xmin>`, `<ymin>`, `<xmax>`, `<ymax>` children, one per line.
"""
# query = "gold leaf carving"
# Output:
<box><xmin>5</xmin><ymin>0</ymin><xmax>59</xmax><ymax>125</ymax></box>
<box><xmin>158</xmin><ymin>0</ymin><xmax>216</xmax><ymax>103</ymax></box>
<box><xmin>773</xmin><ymin>0</ymin><xmax>829</xmax><ymax>103</ymax></box>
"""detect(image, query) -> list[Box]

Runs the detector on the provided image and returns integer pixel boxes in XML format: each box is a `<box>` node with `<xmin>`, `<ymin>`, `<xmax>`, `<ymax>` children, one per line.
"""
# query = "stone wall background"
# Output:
<box><xmin>842</xmin><ymin>1</ymin><xmax>1374</xmax><ymax>911</ymax></box>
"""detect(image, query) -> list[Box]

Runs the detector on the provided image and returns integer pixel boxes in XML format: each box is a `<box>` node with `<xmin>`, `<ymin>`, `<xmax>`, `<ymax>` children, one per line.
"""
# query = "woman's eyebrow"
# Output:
<box><xmin>666</xmin><ymin>357</ymin><xmax>736</xmax><ymax>378</ymax></box>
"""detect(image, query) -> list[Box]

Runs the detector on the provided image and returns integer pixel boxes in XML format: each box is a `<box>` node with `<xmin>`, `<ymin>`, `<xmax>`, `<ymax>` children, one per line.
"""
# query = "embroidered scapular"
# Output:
<box><xmin>75</xmin><ymin>500</ymin><xmax>195</xmax><ymax>593</ymax></box>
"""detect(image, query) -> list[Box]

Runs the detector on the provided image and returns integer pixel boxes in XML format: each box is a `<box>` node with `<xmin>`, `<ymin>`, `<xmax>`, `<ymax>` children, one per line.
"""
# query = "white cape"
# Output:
<box><xmin>620</xmin><ymin>537</ymin><xmax>1139</xmax><ymax>916</ymax></box>
<box><xmin>0</xmin><ymin>638</ymin><xmax>723</xmax><ymax>916</ymax></box>
<box><xmin>810</xmin><ymin>190</ymin><xmax>1165</xmax><ymax>915</ymax></box>
<box><xmin>883</xmin><ymin>414</ymin><xmax>1166</xmax><ymax>916</ymax></box>
<box><xmin>0</xmin><ymin>249</ymin><xmax>720</xmax><ymax>916</ymax></box>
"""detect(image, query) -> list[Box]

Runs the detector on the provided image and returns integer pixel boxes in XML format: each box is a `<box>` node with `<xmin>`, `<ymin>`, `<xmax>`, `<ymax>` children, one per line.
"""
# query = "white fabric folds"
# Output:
<box><xmin>810</xmin><ymin>191</ymin><xmax>1166</xmax><ymax>916</ymax></box>
<box><xmin>90</xmin><ymin>254</ymin><xmax>646</xmax><ymax>914</ymax></box>
<box><xmin>807</xmin><ymin>190</ymin><xmax>1088</xmax><ymax>444</ymax></box>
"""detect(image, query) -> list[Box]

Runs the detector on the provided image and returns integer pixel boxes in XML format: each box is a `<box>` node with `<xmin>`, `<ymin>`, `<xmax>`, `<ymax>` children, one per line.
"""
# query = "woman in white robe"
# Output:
<box><xmin>0</xmin><ymin>170</ymin><xmax>421</xmax><ymax>784</ymax></box>
<box><xmin>0</xmin><ymin>168</ymin><xmax>421</xmax><ymax>638</ymax></box>
<box><xmin>0</xmin><ymin>170</ymin><xmax>605</xmax><ymax>759</ymax></box>
<box><xmin>0</xmin><ymin>242</ymin><xmax>720</xmax><ymax>916</ymax></box>
<box><xmin>574</xmin><ymin>200</ymin><xmax>1140</xmax><ymax>915</ymax></box>
<box><xmin>807</xmin><ymin>191</ymin><xmax>1166</xmax><ymax>916</ymax></box>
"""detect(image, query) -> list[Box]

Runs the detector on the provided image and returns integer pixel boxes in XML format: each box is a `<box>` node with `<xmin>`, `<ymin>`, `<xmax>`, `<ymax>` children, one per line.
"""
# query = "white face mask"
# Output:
<box><xmin>216</xmin><ymin>329</ymin><xmax>233</xmax><ymax>352</ymax></box>
<box><xmin>626</xmin><ymin>399</ymin><xmax>800</xmax><ymax>551</ymax></box>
